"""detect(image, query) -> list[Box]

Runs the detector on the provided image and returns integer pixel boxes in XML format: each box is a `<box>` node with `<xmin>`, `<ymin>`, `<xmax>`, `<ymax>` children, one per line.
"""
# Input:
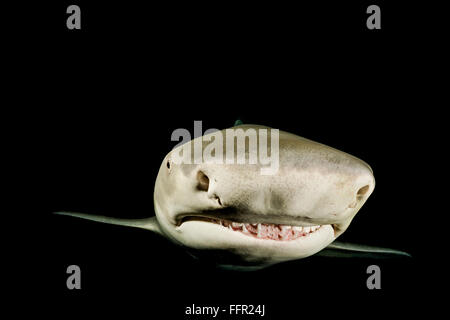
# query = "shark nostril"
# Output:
<box><xmin>357</xmin><ymin>185</ymin><xmax>370</xmax><ymax>198</ymax></box>
<box><xmin>196</xmin><ymin>171</ymin><xmax>210</xmax><ymax>192</ymax></box>
<box><xmin>349</xmin><ymin>185</ymin><xmax>370</xmax><ymax>208</ymax></box>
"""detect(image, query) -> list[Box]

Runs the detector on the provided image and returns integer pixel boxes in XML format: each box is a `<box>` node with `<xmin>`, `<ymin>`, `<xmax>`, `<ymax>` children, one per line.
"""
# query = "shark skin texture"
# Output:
<box><xmin>55</xmin><ymin>124</ymin><xmax>410</xmax><ymax>270</ymax></box>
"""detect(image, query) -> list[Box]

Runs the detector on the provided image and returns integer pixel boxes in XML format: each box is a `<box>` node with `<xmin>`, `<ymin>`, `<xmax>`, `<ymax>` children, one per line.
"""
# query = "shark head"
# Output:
<box><xmin>152</xmin><ymin>125</ymin><xmax>375</xmax><ymax>266</ymax></box>
<box><xmin>56</xmin><ymin>124</ymin><xmax>388</xmax><ymax>269</ymax></box>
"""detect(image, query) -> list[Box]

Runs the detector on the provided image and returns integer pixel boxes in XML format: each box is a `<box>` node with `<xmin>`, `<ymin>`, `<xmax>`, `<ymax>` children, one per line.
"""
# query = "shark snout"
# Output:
<box><xmin>150</xmin><ymin>125</ymin><xmax>380</xmax><ymax>266</ymax></box>
<box><xmin>321</xmin><ymin>161</ymin><xmax>375</xmax><ymax>236</ymax></box>
<box><xmin>190</xmin><ymin>157</ymin><xmax>374</xmax><ymax>231</ymax></box>
<box><xmin>161</xmin><ymin>126</ymin><xmax>375</xmax><ymax>244</ymax></box>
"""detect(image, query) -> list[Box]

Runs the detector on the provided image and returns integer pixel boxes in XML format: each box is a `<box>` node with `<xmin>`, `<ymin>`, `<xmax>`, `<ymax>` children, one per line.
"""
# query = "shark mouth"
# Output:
<box><xmin>180</xmin><ymin>217</ymin><xmax>324</xmax><ymax>241</ymax></box>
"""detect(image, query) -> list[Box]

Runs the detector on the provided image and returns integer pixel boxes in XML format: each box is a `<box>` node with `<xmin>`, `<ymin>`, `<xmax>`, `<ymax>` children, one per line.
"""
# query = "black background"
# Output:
<box><xmin>6</xmin><ymin>1</ymin><xmax>445</xmax><ymax>318</ymax></box>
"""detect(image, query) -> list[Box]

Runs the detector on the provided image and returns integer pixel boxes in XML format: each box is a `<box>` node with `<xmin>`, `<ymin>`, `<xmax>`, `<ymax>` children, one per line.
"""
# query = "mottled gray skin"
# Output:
<box><xmin>56</xmin><ymin>125</ymin><xmax>410</xmax><ymax>269</ymax></box>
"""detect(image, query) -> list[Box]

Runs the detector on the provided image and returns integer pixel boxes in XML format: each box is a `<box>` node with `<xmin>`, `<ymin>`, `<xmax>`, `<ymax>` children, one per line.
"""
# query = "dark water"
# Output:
<box><xmin>7</xmin><ymin>1</ymin><xmax>439</xmax><ymax>319</ymax></box>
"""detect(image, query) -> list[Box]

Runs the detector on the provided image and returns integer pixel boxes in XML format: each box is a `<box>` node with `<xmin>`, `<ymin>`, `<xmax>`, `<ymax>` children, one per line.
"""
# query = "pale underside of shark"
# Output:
<box><xmin>55</xmin><ymin>124</ymin><xmax>410</xmax><ymax>270</ymax></box>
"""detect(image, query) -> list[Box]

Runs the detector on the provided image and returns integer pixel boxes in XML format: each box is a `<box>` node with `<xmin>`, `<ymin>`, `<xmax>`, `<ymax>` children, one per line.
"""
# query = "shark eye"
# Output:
<box><xmin>166</xmin><ymin>160</ymin><xmax>171</xmax><ymax>170</ymax></box>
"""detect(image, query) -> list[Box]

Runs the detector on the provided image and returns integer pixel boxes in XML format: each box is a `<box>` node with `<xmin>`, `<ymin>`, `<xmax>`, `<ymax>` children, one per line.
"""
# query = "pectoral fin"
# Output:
<box><xmin>54</xmin><ymin>211</ymin><xmax>163</xmax><ymax>235</ymax></box>
<box><xmin>318</xmin><ymin>241</ymin><xmax>411</xmax><ymax>258</ymax></box>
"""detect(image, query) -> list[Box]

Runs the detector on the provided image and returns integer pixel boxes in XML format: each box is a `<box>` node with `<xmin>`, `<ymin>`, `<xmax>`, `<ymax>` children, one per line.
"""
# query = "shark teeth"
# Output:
<box><xmin>207</xmin><ymin>219</ymin><xmax>322</xmax><ymax>241</ymax></box>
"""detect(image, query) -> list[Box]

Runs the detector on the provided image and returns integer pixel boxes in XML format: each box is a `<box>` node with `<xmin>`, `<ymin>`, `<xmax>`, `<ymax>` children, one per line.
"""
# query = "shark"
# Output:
<box><xmin>55</xmin><ymin>124</ymin><xmax>410</xmax><ymax>270</ymax></box>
